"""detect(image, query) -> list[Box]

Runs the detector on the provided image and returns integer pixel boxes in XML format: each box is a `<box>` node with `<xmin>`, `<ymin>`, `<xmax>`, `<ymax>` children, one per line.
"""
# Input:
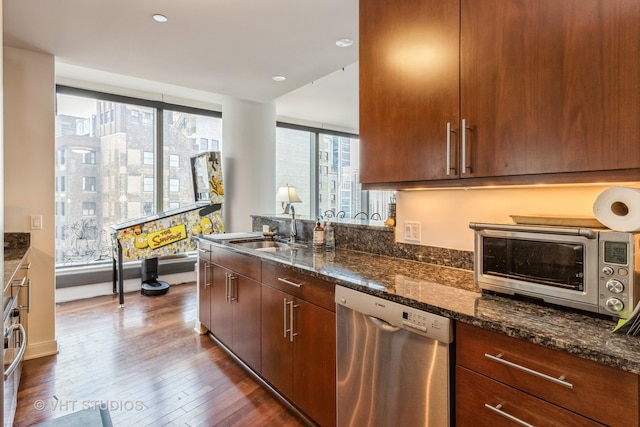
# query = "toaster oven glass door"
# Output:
<box><xmin>482</xmin><ymin>237</ymin><xmax>585</xmax><ymax>291</ymax></box>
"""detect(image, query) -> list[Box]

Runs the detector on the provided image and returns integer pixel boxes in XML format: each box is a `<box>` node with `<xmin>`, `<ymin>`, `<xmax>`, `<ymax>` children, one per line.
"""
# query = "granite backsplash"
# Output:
<box><xmin>251</xmin><ymin>214</ymin><xmax>474</xmax><ymax>271</ymax></box>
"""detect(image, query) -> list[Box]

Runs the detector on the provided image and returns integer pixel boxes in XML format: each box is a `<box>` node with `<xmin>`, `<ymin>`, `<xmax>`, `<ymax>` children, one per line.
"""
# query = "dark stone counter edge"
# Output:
<box><xmin>201</xmin><ymin>237</ymin><xmax>640</xmax><ymax>376</ymax></box>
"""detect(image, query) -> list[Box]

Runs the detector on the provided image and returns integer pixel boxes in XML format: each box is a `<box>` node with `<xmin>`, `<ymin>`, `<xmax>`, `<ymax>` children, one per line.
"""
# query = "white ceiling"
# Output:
<box><xmin>3</xmin><ymin>0</ymin><xmax>360</xmax><ymax>131</ymax></box>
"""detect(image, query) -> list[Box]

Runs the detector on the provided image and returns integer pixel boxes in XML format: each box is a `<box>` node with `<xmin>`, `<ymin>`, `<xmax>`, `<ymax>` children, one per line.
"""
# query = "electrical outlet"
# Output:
<box><xmin>403</xmin><ymin>221</ymin><xmax>421</xmax><ymax>243</ymax></box>
<box><xmin>31</xmin><ymin>215</ymin><xmax>43</xmax><ymax>230</ymax></box>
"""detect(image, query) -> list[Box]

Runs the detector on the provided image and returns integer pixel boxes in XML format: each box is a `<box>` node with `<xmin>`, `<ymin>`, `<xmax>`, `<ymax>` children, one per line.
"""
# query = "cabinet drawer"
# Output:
<box><xmin>262</xmin><ymin>262</ymin><xmax>335</xmax><ymax>312</ymax></box>
<box><xmin>456</xmin><ymin>366</ymin><xmax>604</xmax><ymax>427</ymax></box>
<box><xmin>456</xmin><ymin>322</ymin><xmax>639</xmax><ymax>427</ymax></box>
<box><xmin>212</xmin><ymin>247</ymin><xmax>261</xmax><ymax>282</ymax></box>
<box><xmin>198</xmin><ymin>240</ymin><xmax>212</xmax><ymax>262</ymax></box>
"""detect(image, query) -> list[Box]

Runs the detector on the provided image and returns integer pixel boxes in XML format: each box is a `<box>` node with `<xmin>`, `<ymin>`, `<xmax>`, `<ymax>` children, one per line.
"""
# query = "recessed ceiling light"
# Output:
<box><xmin>336</xmin><ymin>38</ymin><xmax>354</xmax><ymax>48</ymax></box>
<box><xmin>272</xmin><ymin>75</ymin><xmax>286</xmax><ymax>82</ymax></box>
<box><xmin>153</xmin><ymin>14</ymin><xmax>168</xmax><ymax>23</ymax></box>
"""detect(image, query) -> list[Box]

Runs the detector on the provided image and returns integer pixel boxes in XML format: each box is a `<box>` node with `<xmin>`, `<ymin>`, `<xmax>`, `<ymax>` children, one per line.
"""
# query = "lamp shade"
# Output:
<box><xmin>276</xmin><ymin>185</ymin><xmax>302</xmax><ymax>203</ymax></box>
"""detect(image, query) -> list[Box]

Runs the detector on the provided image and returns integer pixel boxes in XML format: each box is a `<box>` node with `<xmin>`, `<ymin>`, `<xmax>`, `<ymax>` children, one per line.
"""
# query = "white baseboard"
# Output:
<box><xmin>55</xmin><ymin>271</ymin><xmax>196</xmax><ymax>303</ymax></box>
<box><xmin>25</xmin><ymin>339</ymin><xmax>59</xmax><ymax>360</ymax></box>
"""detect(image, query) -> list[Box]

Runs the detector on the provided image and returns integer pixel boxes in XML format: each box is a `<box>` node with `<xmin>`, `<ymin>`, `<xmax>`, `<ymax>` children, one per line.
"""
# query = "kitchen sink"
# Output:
<box><xmin>230</xmin><ymin>239</ymin><xmax>306</xmax><ymax>252</ymax></box>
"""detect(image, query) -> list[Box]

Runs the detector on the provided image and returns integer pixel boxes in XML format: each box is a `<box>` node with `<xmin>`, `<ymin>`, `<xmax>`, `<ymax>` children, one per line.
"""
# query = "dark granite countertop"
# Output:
<box><xmin>4</xmin><ymin>233</ymin><xmax>31</xmax><ymax>293</ymax></box>
<box><xmin>200</xmin><ymin>235</ymin><xmax>640</xmax><ymax>375</ymax></box>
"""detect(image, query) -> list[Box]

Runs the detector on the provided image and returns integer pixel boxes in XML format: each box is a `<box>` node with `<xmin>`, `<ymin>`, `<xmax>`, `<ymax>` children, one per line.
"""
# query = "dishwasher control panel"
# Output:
<box><xmin>335</xmin><ymin>285</ymin><xmax>453</xmax><ymax>343</ymax></box>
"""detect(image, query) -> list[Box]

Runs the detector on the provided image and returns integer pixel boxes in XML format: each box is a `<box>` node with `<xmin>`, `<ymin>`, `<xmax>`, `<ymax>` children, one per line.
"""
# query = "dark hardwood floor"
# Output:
<box><xmin>14</xmin><ymin>282</ymin><xmax>307</xmax><ymax>427</ymax></box>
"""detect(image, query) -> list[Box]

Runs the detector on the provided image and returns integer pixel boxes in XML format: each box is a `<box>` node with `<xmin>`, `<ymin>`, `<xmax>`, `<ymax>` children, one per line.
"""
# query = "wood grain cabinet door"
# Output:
<box><xmin>210</xmin><ymin>265</ymin><xmax>234</xmax><ymax>348</ymax></box>
<box><xmin>359</xmin><ymin>0</ymin><xmax>460</xmax><ymax>184</ymax></box>
<box><xmin>197</xmin><ymin>258</ymin><xmax>212</xmax><ymax>331</ymax></box>
<box><xmin>261</xmin><ymin>285</ymin><xmax>294</xmax><ymax>398</ymax></box>
<box><xmin>292</xmin><ymin>299</ymin><xmax>337</xmax><ymax>427</ymax></box>
<box><xmin>231</xmin><ymin>275</ymin><xmax>262</xmax><ymax>373</ymax></box>
<box><xmin>461</xmin><ymin>0</ymin><xmax>640</xmax><ymax>178</ymax></box>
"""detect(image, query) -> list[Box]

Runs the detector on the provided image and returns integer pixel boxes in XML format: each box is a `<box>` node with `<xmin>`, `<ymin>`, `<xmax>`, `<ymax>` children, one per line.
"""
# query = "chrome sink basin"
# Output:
<box><xmin>230</xmin><ymin>239</ymin><xmax>306</xmax><ymax>252</ymax></box>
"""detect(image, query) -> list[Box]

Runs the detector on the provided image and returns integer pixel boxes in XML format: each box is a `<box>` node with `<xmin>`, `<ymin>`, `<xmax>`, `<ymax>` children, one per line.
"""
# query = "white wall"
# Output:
<box><xmin>221</xmin><ymin>97</ymin><xmax>276</xmax><ymax>232</ymax></box>
<box><xmin>4</xmin><ymin>46</ymin><xmax>58</xmax><ymax>359</ymax></box>
<box><xmin>395</xmin><ymin>183</ymin><xmax>640</xmax><ymax>251</ymax></box>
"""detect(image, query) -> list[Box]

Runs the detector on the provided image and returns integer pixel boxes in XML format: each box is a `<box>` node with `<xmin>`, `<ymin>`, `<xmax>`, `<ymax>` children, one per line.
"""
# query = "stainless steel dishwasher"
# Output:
<box><xmin>335</xmin><ymin>285</ymin><xmax>453</xmax><ymax>427</ymax></box>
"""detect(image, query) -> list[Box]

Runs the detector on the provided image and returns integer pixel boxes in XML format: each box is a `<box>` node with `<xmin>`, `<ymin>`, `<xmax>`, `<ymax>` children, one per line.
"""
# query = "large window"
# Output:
<box><xmin>276</xmin><ymin>123</ymin><xmax>394</xmax><ymax>221</ymax></box>
<box><xmin>55</xmin><ymin>87</ymin><xmax>222</xmax><ymax>266</ymax></box>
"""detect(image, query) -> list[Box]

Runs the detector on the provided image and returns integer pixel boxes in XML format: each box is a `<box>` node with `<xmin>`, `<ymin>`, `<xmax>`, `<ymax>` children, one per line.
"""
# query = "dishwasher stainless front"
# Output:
<box><xmin>335</xmin><ymin>285</ymin><xmax>453</xmax><ymax>427</ymax></box>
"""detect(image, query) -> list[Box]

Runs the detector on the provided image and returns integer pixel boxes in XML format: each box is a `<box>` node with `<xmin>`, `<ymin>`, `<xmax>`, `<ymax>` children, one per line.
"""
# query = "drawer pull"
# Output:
<box><xmin>277</xmin><ymin>277</ymin><xmax>302</xmax><ymax>288</ymax></box>
<box><xmin>485</xmin><ymin>353</ymin><xmax>574</xmax><ymax>389</ymax></box>
<box><xmin>484</xmin><ymin>403</ymin><xmax>535</xmax><ymax>427</ymax></box>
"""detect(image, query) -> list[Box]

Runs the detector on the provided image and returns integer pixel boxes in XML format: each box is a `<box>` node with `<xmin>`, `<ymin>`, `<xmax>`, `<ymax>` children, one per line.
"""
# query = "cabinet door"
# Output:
<box><xmin>231</xmin><ymin>274</ymin><xmax>262</xmax><ymax>373</ymax></box>
<box><xmin>210</xmin><ymin>266</ymin><xmax>233</xmax><ymax>347</ymax></box>
<box><xmin>261</xmin><ymin>285</ymin><xmax>294</xmax><ymax>398</ymax></box>
<box><xmin>461</xmin><ymin>0</ymin><xmax>640</xmax><ymax>178</ymax></box>
<box><xmin>292</xmin><ymin>299</ymin><xmax>336</xmax><ymax>427</ymax></box>
<box><xmin>359</xmin><ymin>0</ymin><xmax>460</xmax><ymax>184</ymax></box>
<box><xmin>197</xmin><ymin>258</ymin><xmax>212</xmax><ymax>331</ymax></box>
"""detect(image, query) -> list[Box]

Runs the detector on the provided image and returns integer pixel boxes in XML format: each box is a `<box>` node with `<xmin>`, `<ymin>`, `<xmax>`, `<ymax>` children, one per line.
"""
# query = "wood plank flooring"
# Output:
<box><xmin>14</xmin><ymin>282</ymin><xmax>307</xmax><ymax>427</ymax></box>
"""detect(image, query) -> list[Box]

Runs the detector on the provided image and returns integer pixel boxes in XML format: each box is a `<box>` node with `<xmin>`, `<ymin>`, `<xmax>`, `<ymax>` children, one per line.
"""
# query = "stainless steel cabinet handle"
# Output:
<box><xmin>229</xmin><ymin>274</ymin><xmax>237</xmax><ymax>303</ymax></box>
<box><xmin>283</xmin><ymin>298</ymin><xmax>288</xmax><ymax>338</ymax></box>
<box><xmin>204</xmin><ymin>262</ymin><xmax>210</xmax><ymax>288</ymax></box>
<box><xmin>277</xmin><ymin>277</ymin><xmax>302</xmax><ymax>288</ymax></box>
<box><xmin>225</xmin><ymin>273</ymin><xmax>230</xmax><ymax>303</ymax></box>
<box><xmin>446</xmin><ymin>122</ymin><xmax>452</xmax><ymax>176</ymax></box>
<box><xmin>289</xmin><ymin>300</ymin><xmax>298</xmax><ymax>342</ymax></box>
<box><xmin>485</xmin><ymin>353</ymin><xmax>574</xmax><ymax>389</ymax></box>
<box><xmin>27</xmin><ymin>279</ymin><xmax>31</xmax><ymax>313</ymax></box>
<box><xmin>198</xmin><ymin>249</ymin><xmax>210</xmax><ymax>254</ymax></box>
<box><xmin>461</xmin><ymin>118</ymin><xmax>467</xmax><ymax>174</ymax></box>
<box><xmin>484</xmin><ymin>403</ymin><xmax>535</xmax><ymax>427</ymax></box>
<box><xmin>4</xmin><ymin>324</ymin><xmax>26</xmax><ymax>381</ymax></box>
<box><xmin>12</xmin><ymin>277</ymin><xmax>27</xmax><ymax>289</ymax></box>
<box><xmin>20</xmin><ymin>262</ymin><xmax>32</xmax><ymax>270</ymax></box>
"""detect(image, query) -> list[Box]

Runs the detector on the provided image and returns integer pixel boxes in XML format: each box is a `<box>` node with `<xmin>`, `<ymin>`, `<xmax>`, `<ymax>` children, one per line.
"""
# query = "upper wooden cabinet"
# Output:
<box><xmin>359</xmin><ymin>0</ymin><xmax>640</xmax><ymax>187</ymax></box>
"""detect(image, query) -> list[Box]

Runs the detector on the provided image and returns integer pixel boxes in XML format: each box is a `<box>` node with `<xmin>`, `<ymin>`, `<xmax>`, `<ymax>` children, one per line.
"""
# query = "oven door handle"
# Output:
<box><xmin>4</xmin><ymin>324</ymin><xmax>27</xmax><ymax>381</ymax></box>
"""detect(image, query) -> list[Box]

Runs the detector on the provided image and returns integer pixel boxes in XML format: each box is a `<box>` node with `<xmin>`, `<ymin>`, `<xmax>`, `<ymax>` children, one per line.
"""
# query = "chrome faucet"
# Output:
<box><xmin>289</xmin><ymin>205</ymin><xmax>297</xmax><ymax>243</ymax></box>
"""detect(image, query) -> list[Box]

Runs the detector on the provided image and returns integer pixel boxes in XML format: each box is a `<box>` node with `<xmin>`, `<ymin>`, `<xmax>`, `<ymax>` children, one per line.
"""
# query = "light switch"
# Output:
<box><xmin>403</xmin><ymin>221</ymin><xmax>421</xmax><ymax>243</ymax></box>
<box><xmin>31</xmin><ymin>215</ymin><xmax>43</xmax><ymax>230</ymax></box>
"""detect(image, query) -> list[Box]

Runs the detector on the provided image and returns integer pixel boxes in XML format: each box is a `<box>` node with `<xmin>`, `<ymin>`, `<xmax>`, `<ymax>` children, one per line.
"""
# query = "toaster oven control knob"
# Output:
<box><xmin>605</xmin><ymin>297</ymin><xmax>624</xmax><ymax>312</ymax></box>
<box><xmin>602</xmin><ymin>266</ymin><xmax>614</xmax><ymax>276</ymax></box>
<box><xmin>606</xmin><ymin>279</ymin><xmax>624</xmax><ymax>294</ymax></box>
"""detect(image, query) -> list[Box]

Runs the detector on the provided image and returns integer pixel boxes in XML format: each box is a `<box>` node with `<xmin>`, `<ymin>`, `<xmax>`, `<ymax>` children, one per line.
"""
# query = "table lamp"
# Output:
<box><xmin>276</xmin><ymin>185</ymin><xmax>302</xmax><ymax>214</ymax></box>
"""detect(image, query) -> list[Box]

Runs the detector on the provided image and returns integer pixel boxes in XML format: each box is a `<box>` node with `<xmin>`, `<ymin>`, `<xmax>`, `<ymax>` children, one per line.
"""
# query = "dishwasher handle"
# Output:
<box><xmin>366</xmin><ymin>315</ymin><xmax>401</xmax><ymax>332</ymax></box>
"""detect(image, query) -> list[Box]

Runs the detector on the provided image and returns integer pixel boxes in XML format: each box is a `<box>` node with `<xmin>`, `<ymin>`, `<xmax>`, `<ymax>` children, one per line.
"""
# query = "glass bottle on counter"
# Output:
<box><xmin>313</xmin><ymin>219</ymin><xmax>325</xmax><ymax>249</ymax></box>
<box><xmin>324</xmin><ymin>220</ymin><xmax>335</xmax><ymax>250</ymax></box>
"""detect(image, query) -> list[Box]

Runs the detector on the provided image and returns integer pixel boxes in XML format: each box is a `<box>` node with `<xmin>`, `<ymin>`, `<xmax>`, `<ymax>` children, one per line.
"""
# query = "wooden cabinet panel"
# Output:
<box><xmin>293</xmin><ymin>299</ymin><xmax>336</xmax><ymax>427</ymax></box>
<box><xmin>210</xmin><ymin>266</ymin><xmax>233</xmax><ymax>347</ymax></box>
<box><xmin>262</xmin><ymin>262</ymin><xmax>335</xmax><ymax>312</ymax></box>
<box><xmin>456</xmin><ymin>366</ymin><xmax>604</xmax><ymax>427</ymax></box>
<box><xmin>359</xmin><ymin>0</ymin><xmax>460</xmax><ymax>184</ymax></box>
<box><xmin>261</xmin><ymin>285</ymin><xmax>294</xmax><ymax>398</ymax></box>
<box><xmin>461</xmin><ymin>0</ymin><xmax>640</xmax><ymax>178</ymax></box>
<box><xmin>212</xmin><ymin>246</ymin><xmax>261</xmax><ymax>282</ymax></box>
<box><xmin>231</xmin><ymin>273</ymin><xmax>262</xmax><ymax>372</ymax></box>
<box><xmin>456</xmin><ymin>322</ymin><xmax>640</xmax><ymax>427</ymax></box>
<box><xmin>261</xmin><ymin>283</ymin><xmax>337</xmax><ymax>427</ymax></box>
<box><xmin>197</xmin><ymin>257</ymin><xmax>212</xmax><ymax>331</ymax></box>
<box><xmin>359</xmin><ymin>0</ymin><xmax>640</xmax><ymax>187</ymax></box>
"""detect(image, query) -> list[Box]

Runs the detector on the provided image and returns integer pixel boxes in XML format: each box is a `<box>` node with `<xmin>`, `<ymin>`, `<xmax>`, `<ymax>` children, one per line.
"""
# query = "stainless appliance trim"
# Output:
<box><xmin>336</xmin><ymin>285</ymin><xmax>452</xmax><ymax>427</ymax></box>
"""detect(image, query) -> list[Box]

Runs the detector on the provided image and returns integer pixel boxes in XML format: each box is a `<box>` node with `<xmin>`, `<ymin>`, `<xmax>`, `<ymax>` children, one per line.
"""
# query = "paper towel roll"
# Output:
<box><xmin>593</xmin><ymin>186</ymin><xmax>640</xmax><ymax>232</ymax></box>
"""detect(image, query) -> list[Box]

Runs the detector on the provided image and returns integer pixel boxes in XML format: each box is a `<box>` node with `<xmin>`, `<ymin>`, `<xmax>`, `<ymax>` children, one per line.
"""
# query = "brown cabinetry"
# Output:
<box><xmin>456</xmin><ymin>322</ymin><xmax>640</xmax><ymax>427</ymax></box>
<box><xmin>261</xmin><ymin>263</ymin><xmax>336</xmax><ymax>427</ymax></box>
<box><xmin>359</xmin><ymin>0</ymin><xmax>640</xmax><ymax>187</ymax></box>
<box><xmin>198</xmin><ymin>243</ymin><xmax>262</xmax><ymax>372</ymax></box>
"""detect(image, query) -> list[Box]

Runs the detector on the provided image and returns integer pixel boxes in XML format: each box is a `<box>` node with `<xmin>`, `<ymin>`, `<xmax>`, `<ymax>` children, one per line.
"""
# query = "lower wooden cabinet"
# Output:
<box><xmin>209</xmin><ymin>264</ymin><xmax>262</xmax><ymax>373</ymax></box>
<box><xmin>457</xmin><ymin>366</ymin><xmax>604</xmax><ymax>427</ymax></box>
<box><xmin>261</xmin><ymin>282</ymin><xmax>336</xmax><ymax>427</ymax></box>
<box><xmin>456</xmin><ymin>322</ymin><xmax>640</xmax><ymax>427</ymax></box>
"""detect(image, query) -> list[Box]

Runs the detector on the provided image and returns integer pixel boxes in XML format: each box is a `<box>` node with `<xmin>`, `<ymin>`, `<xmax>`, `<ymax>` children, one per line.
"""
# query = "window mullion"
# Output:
<box><xmin>155</xmin><ymin>108</ymin><xmax>164</xmax><ymax>213</ymax></box>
